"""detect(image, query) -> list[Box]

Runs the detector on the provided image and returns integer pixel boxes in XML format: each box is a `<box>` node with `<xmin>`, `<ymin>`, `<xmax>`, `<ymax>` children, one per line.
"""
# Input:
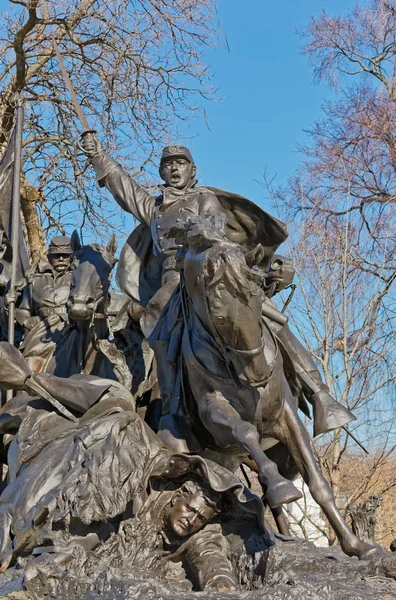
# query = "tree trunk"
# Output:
<box><xmin>20</xmin><ymin>178</ymin><xmax>46</xmax><ymax>263</ymax></box>
<box><xmin>348</xmin><ymin>495</ymin><xmax>383</xmax><ymax>543</ymax></box>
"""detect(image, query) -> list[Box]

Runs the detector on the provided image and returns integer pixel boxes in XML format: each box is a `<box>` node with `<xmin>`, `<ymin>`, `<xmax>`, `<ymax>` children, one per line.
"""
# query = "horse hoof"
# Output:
<box><xmin>358</xmin><ymin>543</ymin><xmax>388</xmax><ymax>561</ymax></box>
<box><xmin>260</xmin><ymin>477</ymin><xmax>303</xmax><ymax>508</ymax></box>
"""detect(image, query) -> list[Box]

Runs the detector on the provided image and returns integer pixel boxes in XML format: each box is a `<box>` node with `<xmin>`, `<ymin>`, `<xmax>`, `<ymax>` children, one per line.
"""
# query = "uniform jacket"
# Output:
<box><xmin>91</xmin><ymin>152</ymin><xmax>288</xmax><ymax>320</ymax></box>
<box><xmin>15</xmin><ymin>260</ymin><xmax>73</xmax><ymax>327</ymax></box>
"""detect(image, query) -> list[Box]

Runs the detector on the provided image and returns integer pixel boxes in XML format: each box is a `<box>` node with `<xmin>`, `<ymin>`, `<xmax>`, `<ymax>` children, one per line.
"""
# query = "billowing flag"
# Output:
<box><xmin>0</xmin><ymin>128</ymin><xmax>29</xmax><ymax>287</ymax></box>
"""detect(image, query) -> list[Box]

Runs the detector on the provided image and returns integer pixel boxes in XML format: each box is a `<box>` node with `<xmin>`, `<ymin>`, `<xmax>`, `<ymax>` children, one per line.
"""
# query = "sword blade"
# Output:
<box><xmin>51</xmin><ymin>35</ymin><xmax>92</xmax><ymax>133</ymax></box>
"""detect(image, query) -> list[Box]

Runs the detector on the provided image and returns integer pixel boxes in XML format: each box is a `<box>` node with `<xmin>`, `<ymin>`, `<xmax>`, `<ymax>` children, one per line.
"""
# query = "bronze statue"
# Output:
<box><xmin>80</xmin><ymin>137</ymin><xmax>354</xmax><ymax>489</ymax></box>
<box><xmin>0</xmin><ymin>343</ymin><xmax>263</xmax><ymax>593</ymax></box>
<box><xmin>43</xmin><ymin>231</ymin><xmax>154</xmax><ymax>392</ymax></box>
<box><xmin>0</xmin><ymin>343</ymin><xmax>393</xmax><ymax>598</ymax></box>
<box><xmin>0</xmin><ymin>48</ymin><xmax>392</xmax><ymax>600</ymax></box>
<box><xmin>45</xmin><ymin>232</ymin><xmax>119</xmax><ymax>379</ymax></box>
<box><xmin>5</xmin><ymin>235</ymin><xmax>74</xmax><ymax>371</ymax></box>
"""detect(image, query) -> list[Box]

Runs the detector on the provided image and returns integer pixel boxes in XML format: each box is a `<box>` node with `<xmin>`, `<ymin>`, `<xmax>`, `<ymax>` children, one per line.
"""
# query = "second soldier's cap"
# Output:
<box><xmin>48</xmin><ymin>236</ymin><xmax>73</xmax><ymax>255</ymax></box>
<box><xmin>160</xmin><ymin>145</ymin><xmax>194</xmax><ymax>165</ymax></box>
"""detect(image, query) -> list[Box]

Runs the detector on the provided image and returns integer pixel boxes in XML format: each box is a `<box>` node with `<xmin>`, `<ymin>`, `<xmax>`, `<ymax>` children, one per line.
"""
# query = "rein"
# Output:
<box><xmin>223</xmin><ymin>340</ymin><xmax>265</xmax><ymax>356</ymax></box>
<box><xmin>79</xmin><ymin>294</ymin><xmax>109</xmax><ymax>364</ymax></box>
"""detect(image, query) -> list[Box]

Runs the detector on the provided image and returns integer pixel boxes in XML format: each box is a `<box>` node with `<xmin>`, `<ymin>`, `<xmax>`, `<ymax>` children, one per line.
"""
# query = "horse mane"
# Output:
<box><xmin>206</xmin><ymin>245</ymin><xmax>261</xmax><ymax>301</ymax></box>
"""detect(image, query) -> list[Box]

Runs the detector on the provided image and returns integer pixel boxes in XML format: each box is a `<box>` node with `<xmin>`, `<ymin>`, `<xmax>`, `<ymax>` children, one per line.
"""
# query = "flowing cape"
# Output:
<box><xmin>0</xmin><ymin>394</ymin><xmax>264</xmax><ymax>562</ymax></box>
<box><xmin>116</xmin><ymin>187</ymin><xmax>288</xmax><ymax>306</ymax></box>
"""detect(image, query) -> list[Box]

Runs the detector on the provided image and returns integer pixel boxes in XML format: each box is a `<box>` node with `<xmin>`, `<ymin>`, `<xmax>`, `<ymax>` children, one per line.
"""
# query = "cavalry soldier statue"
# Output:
<box><xmin>81</xmin><ymin>135</ymin><xmax>354</xmax><ymax>503</ymax></box>
<box><xmin>8</xmin><ymin>236</ymin><xmax>74</xmax><ymax>371</ymax></box>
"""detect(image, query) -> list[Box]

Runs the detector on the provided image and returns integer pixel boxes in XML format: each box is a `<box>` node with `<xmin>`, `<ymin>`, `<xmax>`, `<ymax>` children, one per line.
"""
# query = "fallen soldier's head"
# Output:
<box><xmin>164</xmin><ymin>479</ymin><xmax>221</xmax><ymax>538</ymax></box>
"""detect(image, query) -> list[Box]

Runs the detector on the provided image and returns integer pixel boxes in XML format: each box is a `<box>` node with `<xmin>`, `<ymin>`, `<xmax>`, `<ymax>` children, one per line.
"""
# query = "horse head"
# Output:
<box><xmin>68</xmin><ymin>231</ymin><xmax>117</xmax><ymax>321</ymax></box>
<box><xmin>182</xmin><ymin>213</ymin><xmax>270</xmax><ymax>387</ymax></box>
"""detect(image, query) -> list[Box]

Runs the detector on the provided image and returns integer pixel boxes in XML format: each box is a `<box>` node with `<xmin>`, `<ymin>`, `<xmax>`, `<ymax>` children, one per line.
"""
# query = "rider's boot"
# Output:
<box><xmin>152</xmin><ymin>341</ymin><xmax>173</xmax><ymax>415</ymax></box>
<box><xmin>274</xmin><ymin>325</ymin><xmax>356</xmax><ymax>436</ymax></box>
<box><xmin>303</xmin><ymin>369</ymin><xmax>356</xmax><ymax>437</ymax></box>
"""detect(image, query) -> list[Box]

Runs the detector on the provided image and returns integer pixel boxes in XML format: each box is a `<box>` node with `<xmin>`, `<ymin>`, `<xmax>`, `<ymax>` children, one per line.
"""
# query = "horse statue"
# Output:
<box><xmin>38</xmin><ymin>232</ymin><xmax>154</xmax><ymax>396</ymax></box>
<box><xmin>45</xmin><ymin>232</ymin><xmax>118</xmax><ymax>379</ymax></box>
<box><xmin>162</xmin><ymin>212</ymin><xmax>385</xmax><ymax>561</ymax></box>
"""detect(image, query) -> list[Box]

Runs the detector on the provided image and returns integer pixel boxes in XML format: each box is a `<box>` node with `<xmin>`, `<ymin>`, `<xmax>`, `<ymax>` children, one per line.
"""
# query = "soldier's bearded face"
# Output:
<box><xmin>167</xmin><ymin>492</ymin><xmax>215</xmax><ymax>537</ymax></box>
<box><xmin>49</xmin><ymin>254</ymin><xmax>72</xmax><ymax>273</ymax></box>
<box><xmin>161</xmin><ymin>158</ymin><xmax>195</xmax><ymax>190</ymax></box>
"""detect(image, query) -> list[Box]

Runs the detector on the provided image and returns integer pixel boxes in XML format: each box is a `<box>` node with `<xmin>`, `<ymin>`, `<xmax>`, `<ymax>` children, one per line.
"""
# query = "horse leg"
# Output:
<box><xmin>273</xmin><ymin>383</ymin><xmax>386</xmax><ymax>559</ymax></box>
<box><xmin>270</xmin><ymin>506</ymin><xmax>291</xmax><ymax>536</ymax></box>
<box><xmin>199</xmin><ymin>391</ymin><xmax>302</xmax><ymax>508</ymax></box>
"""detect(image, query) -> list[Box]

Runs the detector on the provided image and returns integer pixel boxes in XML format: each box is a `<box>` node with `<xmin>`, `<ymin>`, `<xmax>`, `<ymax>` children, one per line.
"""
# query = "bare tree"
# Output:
<box><xmin>262</xmin><ymin>205</ymin><xmax>396</xmax><ymax>546</ymax></box>
<box><xmin>263</xmin><ymin>4</ymin><xmax>396</xmax><ymax>540</ymax></box>
<box><xmin>278</xmin><ymin>0</ymin><xmax>396</xmax><ymax>284</ymax></box>
<box><xmin>0</xmin><ymin>0</ymin><xmax>218</xmax><ymax>258</ymax></box>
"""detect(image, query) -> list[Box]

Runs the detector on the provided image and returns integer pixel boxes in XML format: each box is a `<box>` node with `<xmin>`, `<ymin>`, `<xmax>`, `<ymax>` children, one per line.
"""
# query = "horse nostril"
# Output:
<box><xmin>86</xmin><ymin>297</ymin><xmax>95</xmax><ymax>309</ymax></box>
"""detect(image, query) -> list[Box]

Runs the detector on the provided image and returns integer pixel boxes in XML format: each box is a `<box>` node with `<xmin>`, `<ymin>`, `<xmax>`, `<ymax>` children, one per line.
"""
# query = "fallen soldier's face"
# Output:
<box><xmin>167</xmin><ymin>492</ymin><xmax>216</xmax><ymax>537</ymax></box>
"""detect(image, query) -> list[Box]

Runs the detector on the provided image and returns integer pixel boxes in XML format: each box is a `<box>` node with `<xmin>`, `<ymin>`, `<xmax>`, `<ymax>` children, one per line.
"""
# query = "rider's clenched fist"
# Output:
<box><xmin>79</xmin><ymin>132</ymin><xmax>103</xmax><ymax>157</ymax></box>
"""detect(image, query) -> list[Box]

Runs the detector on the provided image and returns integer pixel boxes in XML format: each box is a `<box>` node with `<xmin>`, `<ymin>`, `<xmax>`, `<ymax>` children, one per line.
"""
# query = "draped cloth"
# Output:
<box><xmin>0</xmin><ymin>388</ymin><xmax>264</xmax><ymax>566</ymax></box>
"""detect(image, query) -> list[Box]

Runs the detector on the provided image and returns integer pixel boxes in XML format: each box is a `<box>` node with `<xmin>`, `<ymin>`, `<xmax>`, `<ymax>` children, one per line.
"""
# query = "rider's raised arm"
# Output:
<box><xmin>81</xmin><ymin>134</ymin><xmax>155</xmax><ymax>227</ymax></box>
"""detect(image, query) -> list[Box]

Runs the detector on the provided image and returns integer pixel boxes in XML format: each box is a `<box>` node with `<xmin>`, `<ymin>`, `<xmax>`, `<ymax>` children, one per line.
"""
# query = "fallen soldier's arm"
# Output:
<box><xmin>182</xmin><ymin>523</ymin><xmax>236</xmax><ymax>592</ymax></box>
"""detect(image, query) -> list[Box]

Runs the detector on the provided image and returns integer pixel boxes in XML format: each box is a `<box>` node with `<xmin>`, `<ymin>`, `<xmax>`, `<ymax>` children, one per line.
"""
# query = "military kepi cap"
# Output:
<box><xmin>160</xmin><ymin>145</ymin><xmax>194</xmax><ymax>165</ymax></box>
<box><xmin>48</xmin><ymin>236</ymin><xmax>73</xmax><ymax>255</ymax></box>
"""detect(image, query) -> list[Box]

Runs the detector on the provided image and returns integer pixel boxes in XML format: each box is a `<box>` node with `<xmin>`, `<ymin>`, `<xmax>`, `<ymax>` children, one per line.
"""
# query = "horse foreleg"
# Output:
<box><xmin>199</xmin><ymin>391</ymin><xmax>302</xmax><ymax>508</ymax></box>
<box><xmin>270</xmin><ymin>506</ymin><xmax>291</xmax><ymax>536</ymax></box>
<box><xmin>274</xmin><ymin>385</ymin><xmax>387</xmax><ymax>559</ymax></box>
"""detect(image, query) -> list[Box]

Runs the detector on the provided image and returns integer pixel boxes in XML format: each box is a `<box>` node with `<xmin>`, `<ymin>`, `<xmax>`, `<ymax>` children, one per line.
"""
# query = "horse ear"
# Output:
<box><xmin>106</xmin><ymin>234</ymin><xmax>117</xmax><ymax>256</ymax></box>
<box><xmin>70</xmin><ymin>230</ymin><xmax>82</xmax><ymax>252</ymax></box>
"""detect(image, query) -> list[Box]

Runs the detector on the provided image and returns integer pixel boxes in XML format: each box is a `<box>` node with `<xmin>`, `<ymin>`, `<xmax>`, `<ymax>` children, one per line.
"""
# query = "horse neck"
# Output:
<box><xmin>192</xmin><ymin>272</ymin><xmax>271</xmax><ymax>387</ymax></box>
<box><xmin>75</xmin><ymin>314</ymin><xmax>109</xmax><ymax>350</ymax></box>
<box><xmin>73</xmin><ymin>316</ymin><xmax>109</xmax><ymax>376</ymax></box>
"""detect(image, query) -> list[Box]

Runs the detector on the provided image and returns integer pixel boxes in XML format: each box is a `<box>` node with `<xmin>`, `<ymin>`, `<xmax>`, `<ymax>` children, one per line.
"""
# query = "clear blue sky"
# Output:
<box><xmin>178</xmin><ymin>0</ymin><xmax>356</xmax><ymax>212</ymax></box>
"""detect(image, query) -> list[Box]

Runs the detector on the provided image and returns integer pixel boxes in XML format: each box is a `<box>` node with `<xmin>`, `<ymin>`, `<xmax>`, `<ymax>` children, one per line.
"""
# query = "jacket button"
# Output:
<box><xmin>179</xmin><ymin>208</ymin><xmax>185</xmax><ymax>212</ymax></box>
<box><xmin>176</xmin><ymin>218</ymin><xmax>181</xmax><ymax>222</ymax></box>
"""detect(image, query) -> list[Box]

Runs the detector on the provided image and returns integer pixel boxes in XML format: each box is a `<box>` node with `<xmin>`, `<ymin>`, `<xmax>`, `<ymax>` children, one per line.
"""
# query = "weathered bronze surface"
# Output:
<box><xmin>0</xmin><ymin>135</ymin><xmax>394</xmax><ymax>598</ymax></box>
<box><xmin>0</xmin><ymin>344</ymin><xmax>394</xmax><ymax>599</ymax></box>
<box><xmin>6</xmin><ymin>236</ymin><xmax>74</xmax><ymax>371</ymax></box>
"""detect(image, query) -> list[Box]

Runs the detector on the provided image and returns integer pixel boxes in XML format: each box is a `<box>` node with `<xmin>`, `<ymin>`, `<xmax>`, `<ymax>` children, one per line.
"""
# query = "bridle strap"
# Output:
<box><xmin>223</xmin><ymin>338</ymin><xmax>265</xmax><ymax>357</ymax></box>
